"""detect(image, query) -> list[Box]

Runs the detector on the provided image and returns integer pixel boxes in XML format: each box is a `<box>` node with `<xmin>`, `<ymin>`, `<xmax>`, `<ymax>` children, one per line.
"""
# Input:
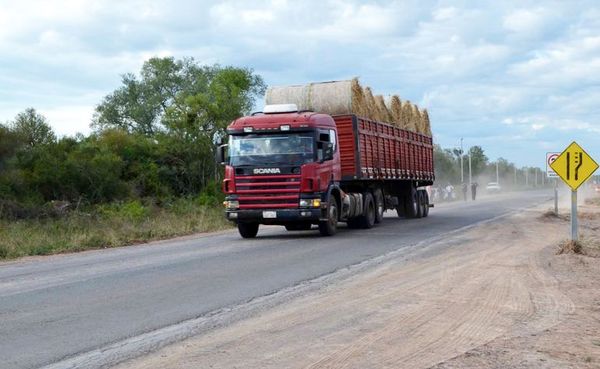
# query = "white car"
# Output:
<box><xmin>486</xmin><ymin>182</ymin><xmax>501</xmax><ymax>193</ymax></box>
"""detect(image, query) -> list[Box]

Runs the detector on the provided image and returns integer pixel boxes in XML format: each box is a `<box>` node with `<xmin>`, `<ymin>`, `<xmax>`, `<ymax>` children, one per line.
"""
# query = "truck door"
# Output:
<box><xmin>316</xmin><ymin>129</ymin><xmax>341</xmax><ymax>190</ymax></box>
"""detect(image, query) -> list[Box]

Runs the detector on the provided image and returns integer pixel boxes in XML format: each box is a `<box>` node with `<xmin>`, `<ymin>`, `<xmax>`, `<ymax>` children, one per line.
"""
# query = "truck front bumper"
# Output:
<box><xmin>225</xmin><ymin>208</ymin><xmax>322</xmax><ymax>225</ymax></box>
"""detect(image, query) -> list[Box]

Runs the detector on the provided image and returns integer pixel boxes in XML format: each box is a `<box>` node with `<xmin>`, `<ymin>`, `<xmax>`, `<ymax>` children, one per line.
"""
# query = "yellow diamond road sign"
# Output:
<box><xmin>550</xmin><ymin>141</ymin><xmax>599</xmax><ymax>190</ymax></box>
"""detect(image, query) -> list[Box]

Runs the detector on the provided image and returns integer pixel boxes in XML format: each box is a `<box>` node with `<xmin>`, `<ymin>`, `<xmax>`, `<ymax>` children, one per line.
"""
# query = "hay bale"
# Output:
<box><xmin>265</xmin><ymin>80</ymin><xmax>354</xmax><ymax>115</ymax></box>
<box><xmin>422</xmin><ymin>108</ymin><xmax>432</xmax><ymax>136</ymax></box>
<box><xmin>363</xmin><ymin>87</ymin><xmax>378</xmax><ymax>121</ymax></box>
<box><xmin>375</xmin><ymin>95</ymin><xmax>393</xmax><ymax>124</ymax></box>
<box><xmin>412</xmin><ymin>104</ymin><xmax>423</xmax><ymax>133</ymax></box>
<box><xmin>350</xmin><ymin>78</ymin><xmax>368</xmax><ymax>117</ymax></box>
<box><xmin>389</xmin><ymin>95</ymin><xmax>404</xmax><ymax>127</ymax></box>
<box><xmin>402</xmin><ymin>101</ymin><xmax>416</xmax><ymax>131</ymax></box>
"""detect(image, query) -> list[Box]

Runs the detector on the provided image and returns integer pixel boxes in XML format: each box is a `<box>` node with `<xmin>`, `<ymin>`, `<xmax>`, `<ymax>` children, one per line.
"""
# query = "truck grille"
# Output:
<box><xmin>235</xmin><ymin>175</ymin><xmax>301</xmax><ymax>209</ymax></box>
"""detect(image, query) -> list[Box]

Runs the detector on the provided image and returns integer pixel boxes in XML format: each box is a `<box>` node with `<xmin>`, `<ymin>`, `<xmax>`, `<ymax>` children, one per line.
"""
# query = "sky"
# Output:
<box><xmin>0</xmin><ymin>0</ymin><xmax>599</xmax><ymax>168</ymax></box>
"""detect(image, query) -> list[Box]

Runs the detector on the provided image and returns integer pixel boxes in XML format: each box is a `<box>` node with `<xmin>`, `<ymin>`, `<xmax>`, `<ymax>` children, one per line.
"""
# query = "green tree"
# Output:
<box><xmin>92</xmin><ymin>57</ymin><xmax>265</xmax><ymax>137</ymax></box>
<box><xmin>434</xmin><ymin>144</ymin><xmax>460</xmax><ymax>184</ymax></box>
<box><xmin>468</xmin><ymin>145</ymin><xmax>488</xmax><ymax>177</ymax></box>
<box><xmin>11</xmin><ymin>108</ymin><xmax>56</xmax><ymax>147</ymax></box>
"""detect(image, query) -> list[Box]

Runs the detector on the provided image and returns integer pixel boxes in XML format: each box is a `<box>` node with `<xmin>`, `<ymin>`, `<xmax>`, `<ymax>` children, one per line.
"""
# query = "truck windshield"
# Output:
<box><xmin>229</xmin><ymin>134</ymin><xmax>314</xmax><ymax>166</ymax></box>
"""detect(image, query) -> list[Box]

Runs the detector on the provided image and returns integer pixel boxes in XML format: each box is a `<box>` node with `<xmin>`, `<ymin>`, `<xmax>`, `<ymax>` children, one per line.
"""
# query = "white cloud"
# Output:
<box><xmin>1</xmin><ymin>0</ymin><xmax>600</xmax><ymax>165</ymax></box>
<box><xmin>40</xmin><ymin>105</ymin><xmax>95</xmax><ymax>136</ymax></box>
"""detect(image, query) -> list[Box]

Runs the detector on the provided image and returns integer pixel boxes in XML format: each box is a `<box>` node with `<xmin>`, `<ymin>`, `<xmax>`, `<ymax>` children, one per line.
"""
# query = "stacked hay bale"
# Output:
<box><xmin>388</xmin><ymin>95</ymin><xmax>404</xmax><ymax>128</ymax></box>
<box><xmin>265</xmin><ymin>79</ymin><xmax>432</xmax><ymax>136</ymax></box>
<box><xmin>421</xmin><ymin>108</ymin><xmax>432</xmax><ymax>136</ymax></box>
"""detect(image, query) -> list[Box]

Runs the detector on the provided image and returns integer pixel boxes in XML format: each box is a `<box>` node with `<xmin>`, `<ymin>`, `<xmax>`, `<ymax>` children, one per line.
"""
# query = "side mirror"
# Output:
<box><xmin>216</xmin><ymin>144</ymin><xmax>228</xmax><ymax>165</ymax></box>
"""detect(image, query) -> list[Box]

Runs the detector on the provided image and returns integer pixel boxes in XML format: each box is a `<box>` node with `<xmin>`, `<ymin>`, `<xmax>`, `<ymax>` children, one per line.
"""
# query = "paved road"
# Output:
<box><xmin>0</xmin><ymin>190</ymin><xmax>551</xmax><ymax>369</ymax></box>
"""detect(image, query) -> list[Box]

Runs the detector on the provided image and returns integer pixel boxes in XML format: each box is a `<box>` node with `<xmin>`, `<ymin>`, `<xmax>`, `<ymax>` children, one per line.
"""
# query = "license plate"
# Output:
<box><xmin>263</xmin><ymin>211</ymin><xmax>277</xmax><ymax>219</ymax></box>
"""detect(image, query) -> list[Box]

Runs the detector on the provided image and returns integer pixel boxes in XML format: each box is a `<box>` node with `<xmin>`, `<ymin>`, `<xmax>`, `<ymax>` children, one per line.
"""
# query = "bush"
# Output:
<box><xmin>98</xmin><ymin>200</ymin><xmax>150</xmax><ymax>222</ymax></box>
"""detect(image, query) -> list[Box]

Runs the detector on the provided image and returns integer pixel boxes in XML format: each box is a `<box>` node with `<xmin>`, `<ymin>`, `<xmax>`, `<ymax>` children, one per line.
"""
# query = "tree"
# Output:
<box><xmin>468</xmin><ymin>145</ymin><xmax>488</xmax><ymax>178</ymax></box>
<box><xmin>434</xmin><ymin>144</ymin><xmax>460</xmax><ymax>184</ymax></box>
<box><xmin>92</xmin><ymin>57</ymin><xmax>265</xmax><ymax>136</ymax></box>
<box><xmin>11</xmin><ymin>108</ymin><xmax>56</xmax><ymax>147</ymax></box>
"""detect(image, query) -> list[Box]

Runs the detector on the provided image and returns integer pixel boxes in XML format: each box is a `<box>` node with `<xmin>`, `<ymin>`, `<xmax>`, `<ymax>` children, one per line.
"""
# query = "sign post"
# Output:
<box><xmin>550</xmin><ymin>142</ymin><xmax>599</xmax><ymax>241</ymax></box>
<box><xmin>554</xmin><ymin>179</ymin><xmax>558</xmax><ymax>215</ymax></box>
<box><xmin>546</xmin><ymin>152</ymin><xmax>560</xmax><ymax>214</ymax></box>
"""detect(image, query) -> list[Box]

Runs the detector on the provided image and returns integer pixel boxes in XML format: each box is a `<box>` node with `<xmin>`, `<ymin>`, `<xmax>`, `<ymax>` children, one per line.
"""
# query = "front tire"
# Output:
<box><xmin>238</xmin><ymin>223</ymin><xmax>259</xmax><ymax>238</ymax></box>
<box><xmin>319</xmin><ymin>197</ymin><xmax>338</xmax><ymax>236</ymax></box>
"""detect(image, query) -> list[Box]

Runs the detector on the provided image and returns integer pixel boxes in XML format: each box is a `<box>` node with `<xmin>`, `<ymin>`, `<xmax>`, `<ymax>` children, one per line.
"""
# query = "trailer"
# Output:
<box><xmin>218</xmin><ymin>104</ymin><xmax>434</xmax><ymax>238</ymax></box>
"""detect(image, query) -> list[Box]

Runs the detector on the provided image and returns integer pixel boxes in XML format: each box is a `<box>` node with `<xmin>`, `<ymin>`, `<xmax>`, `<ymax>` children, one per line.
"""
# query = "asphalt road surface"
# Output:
<box><xmin>0</xmin><ymin>190</ymin><xmax>551</xmax><ymax>369</ymax></box>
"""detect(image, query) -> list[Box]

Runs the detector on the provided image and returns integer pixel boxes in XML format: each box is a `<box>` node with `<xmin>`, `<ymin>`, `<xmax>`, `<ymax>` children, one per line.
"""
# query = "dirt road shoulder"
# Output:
<box><xmin>117</xmin><ymin>205</ymin><xmax>600</xmax><ymax>369</ymax></box>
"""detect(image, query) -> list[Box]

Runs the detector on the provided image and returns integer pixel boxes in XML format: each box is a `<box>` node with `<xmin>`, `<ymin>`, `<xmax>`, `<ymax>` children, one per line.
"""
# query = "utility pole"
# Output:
<box><xmin>535</xmin><ymin>169</ymin><xmax>538</xmax><ymax>187</ymax></box>
<box><xmin>525</xmin><ymin>168</ymin><xmax>529</xmax><ymax>186</ymax></box>
<box><xmin>468</xmin><ymin>149</ymin><xmax>472</xmax><ymax>185</ymax></box>
<box><xmin>514</xmin><ymin>166</ymin><xmax>517</xmax><ymax>186</ymax></box>
<box><xmin>460</xmin><ymin>138</ymin><xmax>464</xmax><ymax>183</ymax></box>
<box><xmin>542</xmin><ymin>170</ymin><xmax>545</xmax><ymax>186</ymax></box>
<box><xmin>496</xmin><ymin>161</ymin><xmax>499</xmax><ymax>184</ymax></box>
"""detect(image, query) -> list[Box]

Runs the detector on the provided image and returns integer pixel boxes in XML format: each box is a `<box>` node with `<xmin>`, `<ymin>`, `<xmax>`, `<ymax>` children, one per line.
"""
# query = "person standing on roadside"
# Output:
<box><xmin>471</xmin><ymin>182</ymin><xmax>478</xmax><ymax>200</ymax></box>
<box><xmin>462</xmin><ymin>182</ymin><xmax>468</xmax><ymax>201</ymax></box>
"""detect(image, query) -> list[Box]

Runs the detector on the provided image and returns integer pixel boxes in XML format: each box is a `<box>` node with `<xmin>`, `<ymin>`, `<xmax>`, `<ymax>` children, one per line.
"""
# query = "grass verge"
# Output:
<box><xmin>0</xmin><ymin>198</ymin><xmax>231</xmax><ymax>260</ymax></box>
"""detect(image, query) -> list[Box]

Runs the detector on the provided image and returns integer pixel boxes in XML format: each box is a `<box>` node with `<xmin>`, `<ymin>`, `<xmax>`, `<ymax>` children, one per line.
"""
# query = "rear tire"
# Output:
<box><xmin>374</xmin><ymin>189</ymin><xmax>384</xmax><ymax>224</ymax></box>
<box><xmin>238</xmin><ymin>223</ymin><xmax>259</xmax><ymax>238</ymax></box>
<box><xmin>416</xmin><ymin>190</ymin><xmax>424</xmax><ymax>218</ymax></box>
<box><xmin>404</xmin><ymin>187</ymin><xmax>419</xmax><ymax>219</ymax></box>
<box><xmin>285</xmin><ymin>223</ymin><xmax>312</xmax><ymax>231</ymax></box>
<box><xmin>421</xmin><ymin>190</ymin><xmax>430</xmax><ymax>217</ymax></box>
<box><xmin>319</xmin><ymin>197</ymin><xmax>338</xmax><ymax>236</ymax></box>
<box><xmin>358</xmin><ymin>192</ymin><xmax>376</xmax><ymax>229</ymax></box>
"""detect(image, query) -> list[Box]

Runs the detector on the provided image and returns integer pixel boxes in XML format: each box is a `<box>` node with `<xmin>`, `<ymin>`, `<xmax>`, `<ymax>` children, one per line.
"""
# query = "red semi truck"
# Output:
<box><xmin>217</xmin><ymin>104</ymin><xmax>434</xmax><ymax>238</ymax></box>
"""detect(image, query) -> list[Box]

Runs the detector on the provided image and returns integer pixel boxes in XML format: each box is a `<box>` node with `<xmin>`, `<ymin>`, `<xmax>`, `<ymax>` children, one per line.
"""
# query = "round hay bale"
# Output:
<box><xmin>265</xmin><ymin>80</ymin><xmax>354</xmax><ymax>115</ymax></box>
<box><xmin>422</xmin><ymin>108</ymin><xmax>432</xmax><ymax>136</ymax></box>
<box><xmin>350</xmin><ymin>78</ymin><xmax>368</xmax><ymax>118</ymax></box>
<box><xmin>413</xmin><ymin>105</ymin><xmax>424</xmax><ymax>133</ymax></box>
<box><xmin>402</xmin><ymin>101</ymin><xmax>416</xmax><ymax>132</ymax></box>
<box><xmin>375</xmin><ymin>95</ymin><xmax>393</xmax><ymax>124</ymax></box>
<box><xmin>363</xmin><ymin>87</ymin><xmax>378</xmax><ymax>121</ymax></box>
<box><xmin>389</xmin><ymin>95</ymin><xmax>403</xmax><ymax>127</ymax></box>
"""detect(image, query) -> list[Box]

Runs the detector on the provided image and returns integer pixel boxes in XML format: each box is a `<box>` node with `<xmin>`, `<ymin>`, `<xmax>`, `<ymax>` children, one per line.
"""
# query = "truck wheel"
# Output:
<box><xmin>374</xmin><ymin>189</ymin><xmax>384</xmax><ymax>224</ymax></box>
<box><xmin>404</xmin><ymin>187</ymin><xmax>419</xmax><ymax>219</ymax></box>
<box><xmin>319</xmin><ymin>198</ymin><xmax>338</xmax><ymax>236</ymax></box>
<box><xmin>415</xmin><ymin>191</ymin><xmax>424</xmax><ymax>218</ymax></box>
<box><xmin>422</xmin><ymin>191</ymin><xmax>430</xmax><ymax>217</ymax></box>
<box><xmin>358</xmin><ymin>192</ymin><xmax>376</xmax><ymax>229</ymax></box>
<box><xmin>285</xmin><ymin>223</ymin><xmax>312</xmax><ymax>231</ymax></box>
<box><xmin>238</xmin><ymin>223</ymin><xmax>259</xmax><ymax>238</ymax></box>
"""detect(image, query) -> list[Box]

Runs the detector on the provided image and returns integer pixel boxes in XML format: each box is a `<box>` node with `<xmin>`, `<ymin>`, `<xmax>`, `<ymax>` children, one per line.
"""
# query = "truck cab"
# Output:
<box><xmin>218</xmin><ymin>104</ymin><xmax>342</xmax><ymax>238</ymax></box>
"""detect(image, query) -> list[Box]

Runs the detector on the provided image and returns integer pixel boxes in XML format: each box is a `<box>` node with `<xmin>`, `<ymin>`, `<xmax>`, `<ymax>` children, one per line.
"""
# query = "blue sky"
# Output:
<box><xmin>1</xmin><ymin>0</ymin><xmax>599</xmax><ymax>168</ymax></box>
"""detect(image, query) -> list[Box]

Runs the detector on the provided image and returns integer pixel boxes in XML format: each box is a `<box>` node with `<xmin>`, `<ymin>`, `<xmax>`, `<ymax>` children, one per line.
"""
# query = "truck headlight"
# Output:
<box><xmin>299</xmin><ymin>199</ymin><xmax>321</xmax><ymax>207</ymax></box>
<box><xmin>225</xmin><ymin>200</ymin><xmax>239</xmax><ymax>209</ymax></box>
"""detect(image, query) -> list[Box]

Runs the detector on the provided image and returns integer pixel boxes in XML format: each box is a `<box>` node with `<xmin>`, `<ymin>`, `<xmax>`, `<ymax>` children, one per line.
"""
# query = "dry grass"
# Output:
<box><xmin>585</xmin><ymin>197</ymin><xmax>600</xmax><ymax>206</ymax></box>
<box><xmin>0</xmin><ymin>199</ymin><xmax>231</xmax><ymax>260</ymax></box>
<box><xmin>557</xmin><ymin>240</ymin><xmax>583</xmax><ymax>255</ymax></box>
<box><xmin>540</xmin><ymin>209</ymin><xmax>569</xmax><ymax>221</ymax></box>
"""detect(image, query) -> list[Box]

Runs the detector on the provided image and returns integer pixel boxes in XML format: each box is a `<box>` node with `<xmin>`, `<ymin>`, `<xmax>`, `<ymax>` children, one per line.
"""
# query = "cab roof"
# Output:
<box><xmin>227</xmin><ymin>111</ymin><xmax>336</xmax><ymax>133</ymax></box>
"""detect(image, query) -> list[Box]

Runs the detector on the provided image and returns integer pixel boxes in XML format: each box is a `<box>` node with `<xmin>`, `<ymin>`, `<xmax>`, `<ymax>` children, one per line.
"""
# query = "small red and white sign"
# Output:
<box><xmin>546</xmin><ymin>152</ymin><xmax>560</xmax><ymax>178</ymax></box>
